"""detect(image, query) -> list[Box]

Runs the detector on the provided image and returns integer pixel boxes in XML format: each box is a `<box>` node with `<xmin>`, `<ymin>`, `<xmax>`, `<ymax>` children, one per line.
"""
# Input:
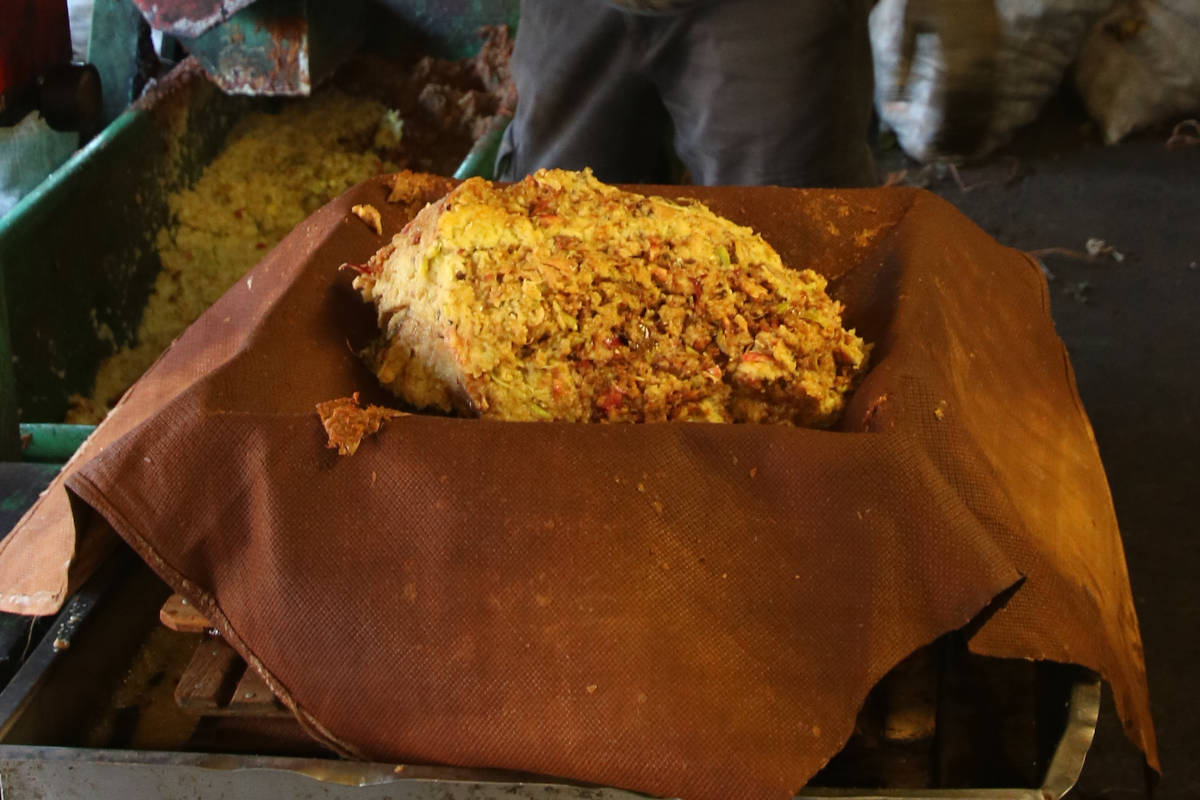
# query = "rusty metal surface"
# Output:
<box><xmin>131</xmin><ymin>0</ymin><xmax>261</xmax><ymax>39</ymax></box>
<box><xmin>177</xmin><ymin>0</ymin><xmax>364</xmax><ymax>96</ymax></box>
<box><xmin>186</xmin><ymin>10</ymin><xmax>311</xmax><ymax>95</ymax></box>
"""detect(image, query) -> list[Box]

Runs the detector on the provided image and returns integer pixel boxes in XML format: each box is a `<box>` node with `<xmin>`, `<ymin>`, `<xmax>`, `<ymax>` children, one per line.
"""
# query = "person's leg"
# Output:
<box><xmin>651</xmin><ymin>0</ymin><xmax>877</xmax><ymax>187</ymax></box>
<box><xmin>496</xmin><ymin>0</ymin><xmax>673</xmax><ymax>184</ymax></box>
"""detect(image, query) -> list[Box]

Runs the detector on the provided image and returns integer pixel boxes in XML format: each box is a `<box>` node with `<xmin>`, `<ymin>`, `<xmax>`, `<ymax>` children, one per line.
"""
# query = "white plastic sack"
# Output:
<box><xmin>1074</xmin><ymin>0</ymin><xmax>1200</xmax><ymax>144</ymax></box>
<box><xmin>871</xmin><ymin>0</ymin><xmax>1116</xmax><ymax>161</ymax></box>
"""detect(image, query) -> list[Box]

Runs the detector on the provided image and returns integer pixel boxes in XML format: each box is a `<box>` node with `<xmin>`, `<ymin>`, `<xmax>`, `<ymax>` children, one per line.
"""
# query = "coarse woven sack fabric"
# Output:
<box><xmin>13</xmin><ymin>175</ymin><xmax>1160</xmax><ymax>799</ymax></box>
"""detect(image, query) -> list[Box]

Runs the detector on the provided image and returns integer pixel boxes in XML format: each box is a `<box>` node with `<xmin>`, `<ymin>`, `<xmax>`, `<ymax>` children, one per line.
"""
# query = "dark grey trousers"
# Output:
<box><xmin>496</xmin><ymin>0</ymin><xmax>877</xmax><ymax>187</ymax></box>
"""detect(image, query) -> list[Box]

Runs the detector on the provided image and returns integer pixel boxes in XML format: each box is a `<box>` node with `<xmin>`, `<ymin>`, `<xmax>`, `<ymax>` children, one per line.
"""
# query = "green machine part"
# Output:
<box><xmin>89</xmin><ymin>0</ymin><xmax>154</xmax><ymax>127</ymax></box>
<box><xmin>144</xmin><ymin>0</ymin><xmax>521</xmax><ymax>96</ymax></box>
<box><xmin>18</xmin><ymin>423</ymin><xmax>94</xmax><ymax>463</ymax></box>
<box><xmin>0</xmin><ymin>70</ymin><xmax>255</xmax><ymax>431</ymax></box>
<box><xmin>0</xmin><ymin>1</ymin><xmax>519</xmax><ymax>466</ymax></box>
<box><xmin>368</xmin><ymin>0</ymin><xmax>520</xmax><ymax>60</ymax></box>
<box><xmin>0</xmin><ymin>274</ymin><xmax>19</xmax><ymax>460</ymax></box>
<box><xmin>177</xmin><ymin>0</ymin><xmax>367</xmax><ymax>96</ymax></box>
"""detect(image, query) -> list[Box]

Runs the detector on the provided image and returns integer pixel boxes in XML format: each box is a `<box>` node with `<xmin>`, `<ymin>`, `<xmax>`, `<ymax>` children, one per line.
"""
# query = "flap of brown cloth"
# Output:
<box><xmin>6</xmin><ymin>175</ymin><xmax>1159</xmax><ymax>798</ymax></box>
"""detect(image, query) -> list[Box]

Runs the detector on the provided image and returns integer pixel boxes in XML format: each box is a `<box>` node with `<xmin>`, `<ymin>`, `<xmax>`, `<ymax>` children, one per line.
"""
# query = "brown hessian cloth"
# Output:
<box><xmin>1</xmin><ymin>175</ymin><xmax>1157</xmax><ymax>799</ymax></box>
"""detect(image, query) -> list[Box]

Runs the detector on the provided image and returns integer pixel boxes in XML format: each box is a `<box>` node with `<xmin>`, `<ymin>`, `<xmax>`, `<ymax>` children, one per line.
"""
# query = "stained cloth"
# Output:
<box><xmin>2</xmin><ymin>177</ymin><xmax>1156</xmax><ymax>799</ymax></box>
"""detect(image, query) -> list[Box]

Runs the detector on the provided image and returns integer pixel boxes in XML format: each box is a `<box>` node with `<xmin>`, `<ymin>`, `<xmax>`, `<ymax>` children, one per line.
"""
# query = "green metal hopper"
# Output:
<box><xmin>0</xmin><ymin>3</ymin><xmax>516</xmax><ymax>464</ymax></box>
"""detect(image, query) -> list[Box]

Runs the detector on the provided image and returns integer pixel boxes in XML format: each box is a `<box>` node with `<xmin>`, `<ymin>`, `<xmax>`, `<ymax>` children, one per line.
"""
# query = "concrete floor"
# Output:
<box><xmin>894</xmin><ymin>96</ymin><xmax>1199</xmax><ymax>799</ymax></box>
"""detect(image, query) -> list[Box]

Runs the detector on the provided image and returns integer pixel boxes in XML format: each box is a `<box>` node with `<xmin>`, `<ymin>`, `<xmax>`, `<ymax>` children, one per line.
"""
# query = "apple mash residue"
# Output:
<box><xmin>317</xmin><ymin>393</ymin><xmax>407</xmax><ymax>456</ymax></box>
<box><xmin>65</xmin><ymin>91</ymin><xmax>404</xmax><ymax>423</ymax></box>
<box><xmin>64</xmin><ymin>27</ymin><xmax>516</xmax><ymax>424</ymax></box>
<box><xmin>353</xmin><ymin>169</ymin><xmax>869</xmax><ymax>426</ymax></box>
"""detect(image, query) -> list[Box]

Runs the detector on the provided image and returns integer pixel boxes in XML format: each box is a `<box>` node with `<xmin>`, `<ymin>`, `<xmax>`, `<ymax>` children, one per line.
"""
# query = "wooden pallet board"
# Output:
<box><xmin>174</xmin><ymin>636</ymin><xmax>242</xmax><ymax>714</ymax></box>
<box><xmin>166</xmin><ymin>596</ymin><xmax>290</xmax><ymax>719</ymax></box>
<box><xmin>228</xmin><ymin>664</ymin><xmax>290</xmax><ymax>717</ymax></box>
<box><xmin>160</xmin><ymin>593</ymin><xmax>213</xmax><ymax>634</ymax></box>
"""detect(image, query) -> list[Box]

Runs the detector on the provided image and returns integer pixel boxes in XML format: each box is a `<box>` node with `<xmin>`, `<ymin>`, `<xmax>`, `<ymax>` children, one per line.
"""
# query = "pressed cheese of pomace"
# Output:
<box><xmin>352</xmin><ymin>168</ymin><xmax>869</xmax><ymax>426</ymax></box>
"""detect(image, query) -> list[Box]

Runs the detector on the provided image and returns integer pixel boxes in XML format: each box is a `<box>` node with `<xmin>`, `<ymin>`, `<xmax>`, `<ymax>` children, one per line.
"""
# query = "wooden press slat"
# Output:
<box><xmin>227</xmin><ymin>666</ymin><xmax>292</xmax><ymax>718</ymax></box>
<box><xmin>175</xmin><ymin>637</ymin><xmax>244</xmax><ymax>714</ymax></box>
<box><xmin>160</xmin><ymin>594</ymin><xmax>214</xmax><ymax>633</ymax></box>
